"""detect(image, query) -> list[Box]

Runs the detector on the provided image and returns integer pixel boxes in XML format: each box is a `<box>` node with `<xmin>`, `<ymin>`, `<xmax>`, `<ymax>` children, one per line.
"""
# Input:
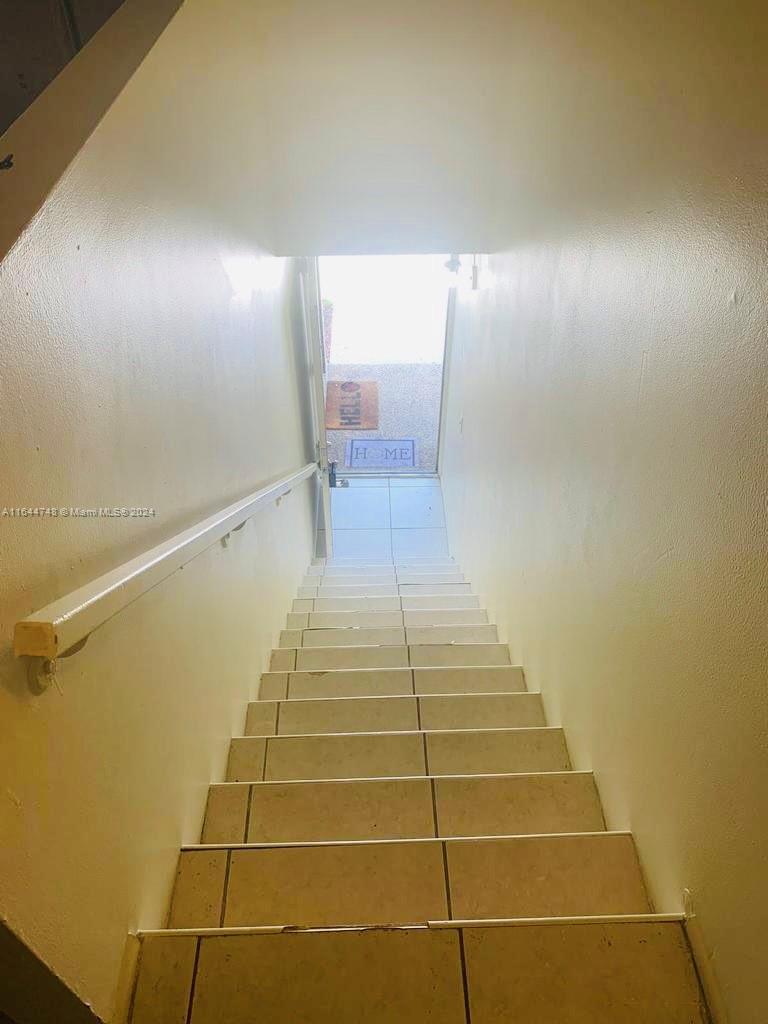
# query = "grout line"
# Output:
<box><xmin>423</xmin><ymin>732</ymin><xmax>430</xmax><ymax>774</ymax></box>
<box><xmin>274</xmin><ymin>702</ymin><xmax>281</xmax><ymax>736</ymax></box>
<box><xmin>430</xmin><ymin>777</ymin><xmax>440</xmax><ymax>838</ymax></box>
<box><xmin>261</xmin><ymin>739</ymin><xmax>269</xmax><ymax>781</ymax></box>
<box><xmin>387</xmin><ymin>480</ymin><xmax>394</xmax><ymax>561</ymax></box>
<box><xmin>441</xmin><ymin>840</ymin><xmax>454</xmax><ymax>918</ymax></box>
<box><xmin>184</xmin><ymin>936</ymin><xmax>202</xmax><ymax>1024</ymax></box>
<box><xmin>219</xmin><ymin>850</ymin><xmax>232</xmax><ymax>927</ymax></box>
<box><xmin>458</xmin><ymin>930</ymin><xmax>473</xmax><ymax>1024</ymax></box>
<box><xmin>416</xmin><ymin>695</ymin><xmax>422</xmax><ymax>730</ymax></box>
<box><xmin>243</xmin><ymin>785</ymin><xmax>253</xmax><ymax>844</ymax></box>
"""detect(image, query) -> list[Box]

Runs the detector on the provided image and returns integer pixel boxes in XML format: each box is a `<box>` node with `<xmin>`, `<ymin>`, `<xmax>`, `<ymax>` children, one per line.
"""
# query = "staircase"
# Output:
<box><xmin>130</xmin><ymin>554</ymin><xmax>710</xmax><ymax>1022</ymax></box>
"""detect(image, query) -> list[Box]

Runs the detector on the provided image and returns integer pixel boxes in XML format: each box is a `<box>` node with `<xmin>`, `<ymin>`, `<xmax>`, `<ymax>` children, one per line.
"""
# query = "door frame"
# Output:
<box><xmin>299</xmin><ymin>257</ymin><xmax>333</xmax><ymax>556</ymax></box>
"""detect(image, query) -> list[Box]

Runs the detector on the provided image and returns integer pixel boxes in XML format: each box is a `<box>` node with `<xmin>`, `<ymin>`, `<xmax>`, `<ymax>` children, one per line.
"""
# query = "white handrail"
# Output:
<box><xmin>14</xmin><ymin>463</ymin><xmax>318</xmax><ymax>662</ymax></box>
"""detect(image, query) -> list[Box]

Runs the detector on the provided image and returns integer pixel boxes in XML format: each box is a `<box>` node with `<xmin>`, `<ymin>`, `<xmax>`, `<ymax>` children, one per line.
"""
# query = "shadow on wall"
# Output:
<box><xmin>0</xmin><ymin>922</ymin><xmax>100</xmax><ymax>1024</ymax></box>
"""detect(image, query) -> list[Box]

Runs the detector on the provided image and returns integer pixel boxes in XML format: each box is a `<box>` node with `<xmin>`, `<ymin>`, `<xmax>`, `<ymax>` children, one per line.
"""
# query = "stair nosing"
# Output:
<box><xmin>262</xmin><ymin>665</ymin><xmax>525</xmax><ymax>675</ymax></box>
<box><xmin>209</xmin><ymin>769</ymin><xmax>594</xmax><ymax>786</ymax></box>
<box><xmin>236</xmin><ymin>725</ymin><xmax>563</xmax><ymax>740</ymax></box>
<box><xmin>136</xmin><ymin>912</ymin><xmax>685</xmax><ymax>939</ymax></box>
<box><xmin>182</xmin><ymin>830</ymin><xmax>627</xmax><ymax>851</ymax></box>
<box><xmin>251</xmin><ymin>691</ymin><xmax>539</xmax><ymax>704</ymax></box>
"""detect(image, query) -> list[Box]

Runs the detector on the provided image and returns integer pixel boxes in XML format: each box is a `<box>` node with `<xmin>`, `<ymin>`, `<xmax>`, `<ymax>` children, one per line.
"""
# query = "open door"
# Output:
<box><xmin>299</xmin><ymin>258</ymin><xmax>333</xmax><ymax>557</ymax></box>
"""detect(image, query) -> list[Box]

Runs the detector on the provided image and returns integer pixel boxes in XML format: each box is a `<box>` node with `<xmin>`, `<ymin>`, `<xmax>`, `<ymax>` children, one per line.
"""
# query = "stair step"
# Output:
<box><xmin>202</xmin><ymin>771</ymin><xmax>605</xmax><ymax>844</ymax></box>
<box><xmin>297</xmin><ymin>583</ymin><xmax>473</xmax><ymax>598</ymax></box>
<box><xmin>227</xmin><ymin>727</ymin><xmax>570</xmax><ymax>782</ymax></box>
<box><xmin>246</xmin><ymin>693</ymin><xmax>545</xmax><ymax>736</ymax></box>
<box><xmin>168</xmin><ymin>833</ymin><xmax>648</xmax><ymax>929</ymax></box>
<box><xmin>301</xmin><ymin>573</ymin><xmax>467</xmax><ymax>586</ymax></box>
<box><xmin>285</xmin><ymin>609</ymin><xmax>490</xmax><ymax>629</ymax></box>
<box><xmin>307</xmin><ymin>563</ymin><xmax>460</xmax><ymax>576</ymax></box>
<box><xmin>292</xmin><ymin>595</ymin><xmax>482</xmax><ymax>612</ymax></box>
<box><xmin>317</xmin><ymin>556</ymin><xmax>455</xmax><ymax>565</ymax></box>
<box><xmin>269</xmin><ymin>643</ymin><xmax>511</xmax><ymax>672</ymax></box>
<box><xmin>259</xmin><ymin>666</ymin><xmax>526</xmax><ymax>700</ymax></box>
<box><xmin>131</xmin><ymin>920</ymin><xmax>707</xmax><ymax>1024</ymax></box>
<box><xmin>278</xmin><ymin>624</ymin><xmax>499</xmax><ymax>648</ymax></box>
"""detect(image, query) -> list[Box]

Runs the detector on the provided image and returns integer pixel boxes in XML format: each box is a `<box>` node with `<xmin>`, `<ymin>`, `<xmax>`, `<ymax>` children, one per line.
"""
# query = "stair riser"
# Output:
<box><xmin>169</xmin><ymin>834</ymin><xmax>647</xmax><ymax>929</ymax></box>
<box><xmin>202</xmin><ymin>774</ymin><xmax>606</xmax><ymax>845</ymax></box>
<box><xmin>245</xmin><ymin>694</ymin><xmax>545</xmax><ymax>736</ymax></box>
<box><xmin>227</xmin><ymin>729</ymin><xmax>570</xmax><ymax>782</ymax></box>
<box><xmin>301</xmin><ymin>575</ymin><xmax>467</xmax><ymax>586</ymax></box>
<box><xmin>292</xmin><ymin>596</ymin><xmax>482</xmax><ymax>612</ymax></box>
<box><xmin>133</xmin><ymin>923</ymin><xmax>707</xmax><ymax>1024</ymax></box>
<box><xmin>297</xmin><ymin>585</ymin><xmax>473</xmax><ymax>597</ymax></box>
<box><xmin>278</xmin><ymin>625</ymin><xmax>499</xmax><ymax>648</ymax></box>
<box><xmin>269</xmin><ymin>645</ymin><xmax>512</xmax><ymax>672</ymax></box>
<box><xmin>286</xmin><ymin>610</ymin><xmax>490</xmax><ymax>628</ymax></box>
<box><xmin>259</xmin><ymin>666</ymin><xmax>526</xmax><ymax>700</ymax></box>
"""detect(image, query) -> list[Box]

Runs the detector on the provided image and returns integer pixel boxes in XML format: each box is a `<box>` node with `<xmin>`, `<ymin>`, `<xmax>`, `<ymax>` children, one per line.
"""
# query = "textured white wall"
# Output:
<box><xmin>0</xmin><ymin>4</ymin><xmax>316</xmax><ymax>1019</ymax></box>
<box><xmin>439</xmin><ymin>18</ymin><xmax>768</xmax><ymax>1018</ymax></box>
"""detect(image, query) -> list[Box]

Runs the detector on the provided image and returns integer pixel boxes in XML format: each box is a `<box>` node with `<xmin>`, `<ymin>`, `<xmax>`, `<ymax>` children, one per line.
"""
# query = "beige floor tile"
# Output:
<box><xmin>308</xmin><ymin>585</ymin><xmax>400</xmax><ymax>597</ymax></box>
<box><xmin>397</xmin><ymin>573</ymin><xmax>466</xmax><ymax>584</ymax></box>
<box><xmin>409</xmin><ymin>643</ymin><xmax>511</xmax><ymax>667</ymax></box>
<box><xmin>322</xmin><ymin>566</ymin><xmax>398</xmax><ymax>576</ymax></box>
<box><xmin>447</xmin><ymin>834</ymin><xmax>648</xmax><ymax>919</ymax></box>
<box><xmin>291</xmin><ymin>599</ymin><xmax>314</xmax><ymax>612</ymax></box>
<box><xmin>414</xmin><ymin>666</ymin><xmax>526</xmax><ymax>694</ymax></box>
<box><xmin>300</xmin><ymin>626</ymin><xmax>406</xmax><ymax>647</ymax></box>
<box><xmin>404</xmin><ymin>609</ymin><xmax>488</xmax><ymax>625</ymax></box>
<box><xmin>419</xmin><ymin>693</ymin><xmax>545</xmax><ymax>730</ymax></box>
<box><xmin>277</xmin><ymin>696</ymin><xmax>419</xmax><ymax>734</ymax></box>
<box><xmin>202</xmin><ymin>784</ymin><xmax>249</xmax><ymax>844</ymax></box>
<box><xmin>248</xmin><ymin>778</ymin><xmax>435</xmax><ymax>842</ymax></box>
<box><xmin>314</xmin><ymin>596</ymin><xmax>402</xmax><ymax>611</ymax></box>
<box><xmin>132</xmin><ymin>934</ymin><xmax>197</xmax><ymax>1024</ymax></box>
<box><xmin>286</xmin><ymin>612</ymin><xmax>309</xmax><ymax>628</ymax></box>
<box><xmin>264</xmin><ymin>732</ymin><xmax>426</xmax><ymax>780</ymax></box>
<box><xmin>297</xmin><ymin>586</ymin><xmax>320</xmax><ymax>598</ymax></box>
<box><xmin>426</xmin><ymin>728</ymin><xmax>570</xmax><ymax>775</ymax></box>
<box><xmin>259</xmin><ymin>672</ymin><xmax>288</xmax><ymax>700</ymax></box>
<box><xmin>310</xmin><ymin>575</ymin><xmax>397</xmax><ymax>586</ymax></box>
<box><xmin>308</xmin><ymin>611</ymin><xmax>404</xmax><ymax>627</ymax></box>
<box><xmin>245</xmin><ymin>701</ymin><xmax>278</xmax><ymax>735</ymax></box>
<box><xmin>227</xmin><ymin>738</ymin><xmax>267</xmax><ymax>782</ymax></box>
<box><xmin>287</xmin><ymin>668</ymin><xmax>414</xmax><ymax>699</ymax></box>
<box><xmin>401</xmin><ymin>595</ymin><xmax>480</xmax><ymax>609</ymax></box>
<box><xmin>225</xmin><ymin>841</ymin><xmax>447</xmax><ymax>927</ymax></box>
<box><xmin>269</xmin><ymin>649</ymin><xmax>296</xmax><ymax>671</ymax></box>
<box><xmin>279</xmin><ymin>629</ymin><xmax>303</xmax><ymax>648</ymax></box>
<box><xmin>463</xmin><ymin>922</ymin><xmax>708</xmax><ymax>1023</ymax></box>
<box><xmin>189</xmin><ymin>929</ymin><xmax>466</xmax><ymax>1024</ymax></box>
<box><xmin>295</xmin><ymin>645</ymin><xmax>409</xmax><ymax>670</ymax></box>
<box><xmin>168</xmin><ymin>850</ymin><xmax>228</xmax><ymax>928</ymax></box>
<box><xmin>435</xmin><ymin>773</ymin><xmax>605</xmax><ymax>836</ymax></box>
<box><xmin>398</xmin><ymin>583</ymin><xmax>472</xmax><ymax>595</ymax></box>
<box><xmin>406</xmin><ymin>624</ymin><xmax>499</xmax><ymax>645</ymax></box>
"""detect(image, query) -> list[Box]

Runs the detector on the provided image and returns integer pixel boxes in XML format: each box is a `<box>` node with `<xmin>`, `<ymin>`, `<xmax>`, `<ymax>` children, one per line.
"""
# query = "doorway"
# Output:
<box><xmin>318</xmin><ymin>255</ymin><xmax>452</xmax><ymax>477</ymax></box>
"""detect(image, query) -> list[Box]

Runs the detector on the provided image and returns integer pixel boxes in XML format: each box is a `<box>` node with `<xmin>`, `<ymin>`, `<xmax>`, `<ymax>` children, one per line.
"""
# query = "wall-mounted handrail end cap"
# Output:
<box><xmin>14</xmin><ymin>620</ymin><xmax>57</xmax><ymax>659</ymax></box>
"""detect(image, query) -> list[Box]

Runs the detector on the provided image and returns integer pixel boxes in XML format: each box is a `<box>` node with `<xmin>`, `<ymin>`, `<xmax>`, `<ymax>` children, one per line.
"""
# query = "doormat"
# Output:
<box><xmin>326</xmin><ymin>380</ymin><xmax>379</xmax><ymax>429</ymax></box>
<box><xmin>345</xmin><ymin>439</ymin><xmax>415</xmax><ymax>469</ymax></box>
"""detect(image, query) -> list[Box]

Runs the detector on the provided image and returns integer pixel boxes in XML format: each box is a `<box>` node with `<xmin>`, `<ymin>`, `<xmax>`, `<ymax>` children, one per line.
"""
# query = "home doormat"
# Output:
<box><xmin>345</xmin><ymin>439</ymin><xmax>416</xmax><ymax>469</ymax></box>
<box><xmin>325</xmin><ymin>380</ymin><xmax>379</xmax><ymax>429</ymax></box>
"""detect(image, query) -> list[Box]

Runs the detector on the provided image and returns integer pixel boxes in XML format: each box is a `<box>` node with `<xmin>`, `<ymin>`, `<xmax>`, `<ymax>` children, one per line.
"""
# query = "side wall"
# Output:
<box><xmin>440</xmin><ymin>97</ymin><xmax>768</xmax><ymax>1024</ymax></box>
<box><xmin>0</xmin><ymin>3</ymin><xmax>315</xmax><ymax>1021</ymax></box>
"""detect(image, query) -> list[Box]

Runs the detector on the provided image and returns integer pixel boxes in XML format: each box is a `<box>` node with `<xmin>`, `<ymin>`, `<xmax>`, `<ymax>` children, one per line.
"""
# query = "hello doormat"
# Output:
<box><xmin>325</xmin><ymin>380</ymin><xmax>379</xmax><ymax>429</ymax></box>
